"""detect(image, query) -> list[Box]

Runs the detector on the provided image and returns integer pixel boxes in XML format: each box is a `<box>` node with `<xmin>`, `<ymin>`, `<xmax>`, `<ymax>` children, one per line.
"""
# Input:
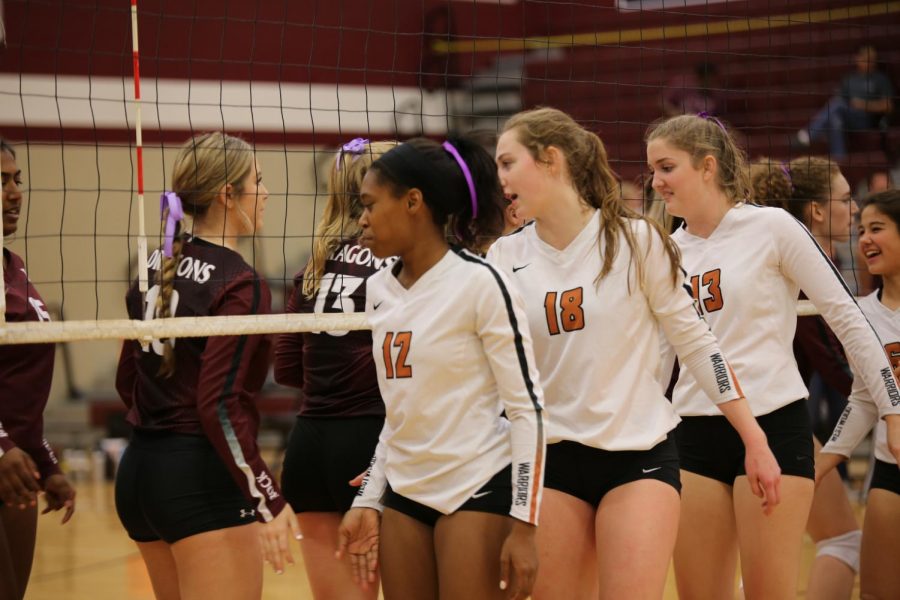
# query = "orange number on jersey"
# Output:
<box><xmin>701</xmin><ymin>269</ymin><xmax>724</xmax><ymax>313</ymax></box>
<box><xmin>544</xmin><ymin>288</ymin><xmax>585</xmax><ymax>335</ymax></box>
<box><xmin>690</xmin><ymin>269</ymin><xmax>724</xmax><ymax>315</ymax></box>
<box><xmin>382</xmin><ymin>331</ymin><xmax>413</xmax><ymax>379</ymax></box>
<box><xmin>884</xmin><ymin>342</ymin><xmax>900</xmax><ymax>371</ymax></box>
<box><xmin>544</xmin><ymin>292</ymin><xmax>560</xmax><ymax>335</ymax></box>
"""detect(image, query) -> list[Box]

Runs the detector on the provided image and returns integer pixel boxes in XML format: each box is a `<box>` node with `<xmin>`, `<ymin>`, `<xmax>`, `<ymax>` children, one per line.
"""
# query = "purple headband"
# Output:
<box><xmin>442</xmin><ymin>141</ymin><xmax>478</xmax><ymax>218</ymax></box>
<box><xmin>697</xmin><ymin>111</ymin><xmax>728</xmax><ymax>135</ymax></box>
<box><xmin>337</xmin><ymin>137</ymin><xmax>369</xmax><ymax>170</ymax></box>
<box><xmin>159</xmin><ymin>191</ymin><xmax>184</xmax><ymax>258</ymax></box>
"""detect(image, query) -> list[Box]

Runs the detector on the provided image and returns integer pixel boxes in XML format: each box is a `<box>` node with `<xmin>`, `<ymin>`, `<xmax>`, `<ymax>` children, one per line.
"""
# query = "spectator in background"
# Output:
<box><xmin>662</xmin><ymin>62</ymin><xmax>725</xmax><ymax>117</ymax></box>
<box><xmin>868</xmin><ymin>170</ymin><xmax>893</xmax><ymax>194</ymax></box>
<box><xmin>798</xmin><ymin>46</ymin><xmax>894</xmax><ymax>161</ymax></box>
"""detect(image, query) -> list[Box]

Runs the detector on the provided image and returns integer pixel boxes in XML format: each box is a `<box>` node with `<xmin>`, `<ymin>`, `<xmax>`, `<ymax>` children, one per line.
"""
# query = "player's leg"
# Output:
<box><xmin>116</xmin><ymin>434</ymin><xmax>183</xmax><ymax>600</ymax></box>
<box><xmin>0</xmin><ymin>503</ymin><xmax>37</xmax><ymax>600</ymax></box>
<box><xmin>734</xmin><ymin>475</ymin><xmax>814</xmax><ymax>600</ymax></box>
<box><xmin>595</xmin><ymin>479</ymin><xmax>680</xmax><ymax>600</ymax></box>
<box><xmin>673</xmin><ymin>416</ymin><xmax>742</xmax><ymax>600</ymax></box>
<box><xmin>282</xmin><ymin>416</ymin><xmax>381</xmax><ymax>599</ymax></box>
<box><xmin>531</xmin><ymin>442</ymin><xmax>599</xmax><ymax>600</ymax></box>
<box><xmin>805</xmin><ymin>438</ymin><xmax>859</xmax><ymax>600</ymax></box>
<box><xmin>379</xmin><ymin>506</ymin><xmax>438</xmax><ymax>600</ymax></box>
<box><xmin>135</xmin><ymin>541</ymin><xmax>182</xmax><ymax>600</ymax></box>
<box><xmin>434</xmin><ymin>511</ymin><xmax>511</xmax><ymax>600</ymax></box>
<box><xmin>297</xmin><ymin>512</ymin><xmax>378</xmax><ymax>600</ymax></box>
<box><xmin>136</xmin><ymin>432</ymin><xmax>265</xmax><ymax>600</ymax></box>
<box><xmin>735</xmin><ymin>400</ymin><xmax>815</xmax><ymax>600</ymax></box>
<box><xmin>530</xmin><ymin>489</ymin><xmax>596</xmax><ymax>600</ymax></box>
<box><xmin>171</xmin><ymin>523</ymin><xmax>263</xmax><ymax>600</ymax></box>
<box><xmin>859</xmin><ymin>462</ymin><xmax>900</xmax><ymax>599</ymax></box>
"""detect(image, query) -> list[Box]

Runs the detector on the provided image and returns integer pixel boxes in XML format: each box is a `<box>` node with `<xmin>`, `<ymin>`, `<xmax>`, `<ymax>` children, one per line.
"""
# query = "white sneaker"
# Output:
<box><xmin>796</xmin><ymin>129</ymin><xmax>810</xmax><ymax>146</ymax></box>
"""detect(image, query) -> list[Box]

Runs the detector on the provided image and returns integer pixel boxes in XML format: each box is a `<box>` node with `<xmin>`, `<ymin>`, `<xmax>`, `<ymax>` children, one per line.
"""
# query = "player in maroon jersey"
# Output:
<box><xmin>114</xmin><ymin>133</ymin><xmax>300</xmax><ymax>600</ymax></box>
<box><xmin>0</xmin><ymin>139</ymin><xmax>76</xmax><ymax>600</ymax></box>
<box><xmin>274</xmin><ymin>138</ymin><xmax>396</xmax><ymax>600</ymax></box>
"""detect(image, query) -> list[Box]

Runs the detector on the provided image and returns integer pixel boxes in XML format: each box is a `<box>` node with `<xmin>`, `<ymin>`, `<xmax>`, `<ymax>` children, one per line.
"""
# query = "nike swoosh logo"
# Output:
<box><xmin>512</xmin><ymin>264</ymin><xmax>530</xmax><ymax>273</ymax></box>
<box><xmin>642</xmin><ymin>467</ymin><xmax>662</xmax><ymax>474</ymax></box>
<box><xmin>472</xmin><ymin>490</ymin><xmax>492</xmax><ymax>499</ymax></box>
<box><xmin>373</xmin><ymin>301</ymin><xmax>383</xmax><ymax>310</ymax></box>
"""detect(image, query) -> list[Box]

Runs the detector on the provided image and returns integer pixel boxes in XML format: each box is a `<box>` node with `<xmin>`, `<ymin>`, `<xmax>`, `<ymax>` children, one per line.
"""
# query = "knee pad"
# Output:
<box><xmin>815</xmin><ymin>529</ymin><xmax>862</xmax><ymax>573</ymax></box>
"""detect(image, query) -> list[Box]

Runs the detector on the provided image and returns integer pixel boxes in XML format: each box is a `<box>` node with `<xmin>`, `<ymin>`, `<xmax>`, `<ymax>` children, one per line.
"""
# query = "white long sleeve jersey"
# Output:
<box><xmin>823</xmin><ymin>291</ymin><xmax>898</xmax><ymax>464</ymax></box>
<box><xmin>487</xmin><ymin>212</ymin><xmax>742</xmax><ymax>451</ymax></box>
<box><xmin>352</xmin><ymin>248</ymin><xmax>546</xmax><ymax>525</ymax></box>
<box><xmin>672</xmin><ymin>204</ymin><xmax>900</xmax><ymax>417</ymax></box>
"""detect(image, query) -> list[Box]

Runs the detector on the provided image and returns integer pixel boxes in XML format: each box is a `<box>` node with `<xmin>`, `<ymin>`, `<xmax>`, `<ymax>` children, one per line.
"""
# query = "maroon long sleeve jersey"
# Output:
<box><xmin>274</xmin><ymin>240</ymin><xmax>389</xmax><ymax>417</ymax></box>
<box><xmin>115</xmin><ymin>237</ymin><xmax>285</xmax><ymax>521</ymax></box>
<box><xmin>0</xmin><ymin>250</ymin><xmax>61</xmax><ymax>482</ymax></box>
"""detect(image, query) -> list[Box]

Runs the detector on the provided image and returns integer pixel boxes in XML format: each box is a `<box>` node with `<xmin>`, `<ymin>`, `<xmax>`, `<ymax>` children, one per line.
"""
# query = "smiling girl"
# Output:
<box><xmin>646</xmin><ymin>114</ymin><xmax>900</xmax><ymax>600</ymax></box>
<box><xmin>819</xmin><ymin>189</ymin><xmax>900</xmax><ymax>599</ymax></box>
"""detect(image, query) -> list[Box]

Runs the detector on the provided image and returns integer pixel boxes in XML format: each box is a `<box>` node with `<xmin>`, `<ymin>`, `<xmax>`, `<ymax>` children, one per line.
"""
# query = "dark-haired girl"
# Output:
<box><xmin>337</xmin><ymin>137</ymin><xmax>546</xmax><ymax>600</ymax></box>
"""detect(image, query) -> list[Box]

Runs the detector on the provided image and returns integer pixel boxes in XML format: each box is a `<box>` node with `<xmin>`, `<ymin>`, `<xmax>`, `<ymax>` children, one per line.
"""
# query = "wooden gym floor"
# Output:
<box><xmin>24</xmin><ymin>469</ymin><xmax>863</xmax><ymax>599</ymax></box>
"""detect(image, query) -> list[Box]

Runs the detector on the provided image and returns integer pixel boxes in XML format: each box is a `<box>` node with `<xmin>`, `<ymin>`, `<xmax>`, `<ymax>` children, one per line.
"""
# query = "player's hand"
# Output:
<box><xmin>499</xmin><ymin>520</ymin><xmax>538</xmax><ymax>600</ymax></box>
<box><xmin>259</xmin><ymin>507</ymin><xmax>302</xmax><ymax>574</ymax></box>
<box><xmin>814</xmin><ymin>451</ymin><xmax>845</xmax><ymax>487</ymax></box>
<box><xmin>336</xmin><ymin>507</ymin><xmax>380</xmax><ymax>589</ymax></box>
<box><xmin>743</xmin><ymin>440</ymin><xmax>781</xmax><ymax>515</ymax></box>
<box><xmin>348</xmin><ymin>469</ymin><xmax>367</xmax><ymax>488</ymax></box>
<box><xmin>42</xmin><ymin>473</ymin><xmax>76</xmax><ymax>524</ymax></box>
<box><xmin>885</xmin><ymin>414</ymin><xmax>900</xmax><ymax>466</ymax></box>
<box><xmin>0</xmin><ymin>447</ymin><xmax>41</xmax><ymax>509</ymax></box>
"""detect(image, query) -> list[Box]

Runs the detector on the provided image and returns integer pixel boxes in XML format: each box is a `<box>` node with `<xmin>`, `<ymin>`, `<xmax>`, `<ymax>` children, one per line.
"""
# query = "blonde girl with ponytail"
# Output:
<box><xmin>115</xmin><ymin>132</ymin><xmax>300</xmax><ymax>600</ymax></box>
<box><xmin>647</xmin><ymin>114</ymin><xmax>900</xmax><ymax>599</ymax></box>
<box><xmin>274</xmin><ymin>138</ymin><xmax>397</xmax><ymax>600</ymax></box>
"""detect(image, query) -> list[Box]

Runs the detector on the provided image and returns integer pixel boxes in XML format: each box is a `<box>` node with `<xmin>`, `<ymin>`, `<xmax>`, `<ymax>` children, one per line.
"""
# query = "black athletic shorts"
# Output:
<box><xmin>281</xmin><ymin>415</ymin><xmax>384</xmax><ymax>513</ymax></box>
<box><xmin>115</xmin><ymin>429</ymin><xmax>257</xmax><ymax>544</ymax></box>
<box><xmin>870</xmin><ymin>458</ymin><xmax>900</xmax><ymax>495</ymax></box>
<box><xmin>676</xmin><ymin>399</ymin><xmax>814</xmax><ymax>484</ymax></box>
<box><xmin>544</xmin><ymin>432</ymin><xmax>681</xmax><ymax>508</ymax></box>
<box><xmin>383</xmin><ymin>464</ymin><xmax>512</xmax><ymax>527</ymax></box>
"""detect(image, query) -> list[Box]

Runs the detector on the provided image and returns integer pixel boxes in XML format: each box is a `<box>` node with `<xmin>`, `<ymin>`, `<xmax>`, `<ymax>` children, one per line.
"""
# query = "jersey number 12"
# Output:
<box><xmin>382</xmin><ymin>331</ymin><xmax>413</xmax><ymax>379</ymax></box>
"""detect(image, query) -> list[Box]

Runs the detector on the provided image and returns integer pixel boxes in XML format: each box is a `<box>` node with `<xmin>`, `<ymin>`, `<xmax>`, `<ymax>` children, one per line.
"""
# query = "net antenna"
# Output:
<box><xmin>130</xmin><ymin>0</ymin><xmax>150</xmax><ymax>348</ymax></box>
<box><xmin>130</xmin><ymin>3</ymin><xmax>149</xmax><ymax>303</ymax></box>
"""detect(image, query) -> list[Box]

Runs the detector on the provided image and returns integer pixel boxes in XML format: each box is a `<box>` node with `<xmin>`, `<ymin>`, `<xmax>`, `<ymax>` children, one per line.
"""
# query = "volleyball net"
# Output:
<box><xmin>0</xmin><ymin>0</ymin><xmax>897</xmax><ymax>352</ymax></box>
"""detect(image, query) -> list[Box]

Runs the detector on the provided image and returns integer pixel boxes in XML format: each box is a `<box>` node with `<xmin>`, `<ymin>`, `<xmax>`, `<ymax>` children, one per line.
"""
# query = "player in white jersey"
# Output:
<box><xmin>337</xmin><ymin>137</ymin><xmax>546</xmax><ymax>600</ymax></box>
<box><xmin>819</xmin><ymin>190</ymin><xmax>900</xmax><ymax>599</ymax></box>
<box><xmin>751</xmin><ymin>156</ymin><xmax>862</xmax><ymax>600</ymax></box>
<box><xmin>647</xmin><ymin>114</ymin><xmax>900</xmax><ymax>600</ymax></box>
<box><xmin>490</xmin><ymin>107</ymin><xmax>779</xmax><ymax>600</ymax></box>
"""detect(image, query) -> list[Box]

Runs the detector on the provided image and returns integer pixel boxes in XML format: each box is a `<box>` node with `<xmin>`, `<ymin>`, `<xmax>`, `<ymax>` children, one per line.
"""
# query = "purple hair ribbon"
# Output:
<box><xmin>779</xmin><ymin>162</ymin><xmax>795</xmax><ymax>190</ymax></box>
<box><xmin>159</xmin><ymin>191</ymin><xmax>184</xmax><ymax>258</ymax></box>
<box><xmin>442</xmin><ymin>141</ymin><xmax>478</xmax><ymax>218</ymax></box>
<box><xmin>697</xmin><ymin>111</ymin><xmax>728</xmax><ymax>135</ymax></box>
<box><xmin>337</xmin><ymin>137</ymin><xmax>369</xmax><ymax>170</ymax></box>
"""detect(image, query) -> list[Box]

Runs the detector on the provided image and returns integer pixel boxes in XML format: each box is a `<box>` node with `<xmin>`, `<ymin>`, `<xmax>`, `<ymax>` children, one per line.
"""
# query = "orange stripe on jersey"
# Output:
<box><xmin>529</xmin><ymin>441</ymin><xmax>545</xmax><ymax>524</ymax></box>
<box><xmin>727</xmin><ymin>362</ymin><xmax>744</xmax><ymax>399</ymax></box>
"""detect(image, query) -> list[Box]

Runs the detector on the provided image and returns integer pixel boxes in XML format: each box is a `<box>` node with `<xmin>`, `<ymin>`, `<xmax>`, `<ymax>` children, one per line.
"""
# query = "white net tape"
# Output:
<box><xmin>0</xmin><ymin>300</ymin><xmax>821</xmax><ymax>345</ymax></box>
